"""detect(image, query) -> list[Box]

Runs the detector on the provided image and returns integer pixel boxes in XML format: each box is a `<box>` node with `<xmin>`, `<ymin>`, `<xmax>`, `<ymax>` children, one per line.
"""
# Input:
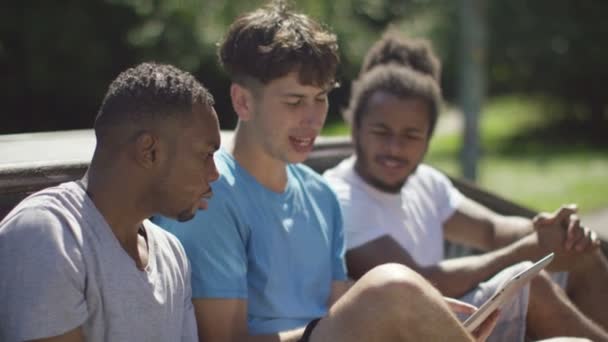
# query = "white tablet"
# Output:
<box><xmin>463</xmin><ymin>253</ymin><xmax>555</xmax><ymax>332</ymax></box>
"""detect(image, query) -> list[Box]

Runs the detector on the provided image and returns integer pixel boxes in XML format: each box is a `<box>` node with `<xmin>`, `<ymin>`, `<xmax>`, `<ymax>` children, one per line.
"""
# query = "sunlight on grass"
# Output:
<box><xmin>323</xmin><ymin>95</ymin><xmax>608</xmax><ymax>214</ymax></box>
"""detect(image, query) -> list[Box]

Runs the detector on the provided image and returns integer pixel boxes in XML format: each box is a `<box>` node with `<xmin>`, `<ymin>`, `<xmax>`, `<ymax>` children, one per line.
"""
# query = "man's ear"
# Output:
<box><xmin>133</xmin><ymin>131</ymin><xmax>160</xmax><ymax>169</ymax></box>
<box><xmin>230</xmin><ymin>83</ymin><xmax>255</xmax><ymax>121</ymax></box>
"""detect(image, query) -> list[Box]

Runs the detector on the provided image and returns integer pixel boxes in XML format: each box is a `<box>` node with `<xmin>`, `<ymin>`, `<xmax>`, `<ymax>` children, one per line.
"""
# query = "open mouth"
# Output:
<box><xmin>376</xmin><ymin>156</ymin><xmax>408</xmax><ymax>170</ymax></box>
<box><xmin>289</xmin><ymin>136</ymin><xmax>315</xmax><ymax>152</ymax></box>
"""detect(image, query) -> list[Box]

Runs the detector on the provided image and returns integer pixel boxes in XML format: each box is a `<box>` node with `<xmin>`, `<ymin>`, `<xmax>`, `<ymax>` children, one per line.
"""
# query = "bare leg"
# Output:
<box><xmin>311</xmin><ymin>263</ymin><xmax>474</xmax><ymax>342</ymax></box>
<box><xmin>526</xmin><ymin>270</ymin><xmax>608</xmax><ymax>341</ymax></box>
<box><xmin>566</xmin><ymin>249</ymin><xmax>608</xmax><ymax>331</ymax></box>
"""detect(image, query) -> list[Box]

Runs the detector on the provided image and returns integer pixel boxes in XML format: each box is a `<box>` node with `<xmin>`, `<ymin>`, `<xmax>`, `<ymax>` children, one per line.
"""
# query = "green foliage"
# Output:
<box><xmin>426</xmin><ymin>96</ymin><xmax>608</xmax><ymax>213</ymax></box>
<box><xmin>1</xmin><ymin>0</ymin><xmax>607</xmax><ymax>134</ymax></box>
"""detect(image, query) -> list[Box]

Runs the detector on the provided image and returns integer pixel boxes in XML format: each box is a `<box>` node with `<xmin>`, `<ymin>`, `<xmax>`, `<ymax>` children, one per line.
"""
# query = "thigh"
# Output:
<box><xmin>460</xmin><ymin>262</ymin><xmax>532</xmax><ymax>342</ymax></box>
<box><xmin>310</xmin><ymin>264</ymin><xmax>472</xmax><ymax>342</ymax></box>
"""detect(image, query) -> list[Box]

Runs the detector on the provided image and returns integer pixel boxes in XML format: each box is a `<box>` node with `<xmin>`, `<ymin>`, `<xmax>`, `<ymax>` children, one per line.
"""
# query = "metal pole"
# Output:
<box><xmin>459</xmin><ymin>0</ymin><xmax>486</xmax><ymax>182</ymax></box>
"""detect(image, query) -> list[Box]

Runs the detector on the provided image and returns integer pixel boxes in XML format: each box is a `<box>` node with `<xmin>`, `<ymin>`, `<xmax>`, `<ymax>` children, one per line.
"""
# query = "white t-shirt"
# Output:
<box><xmin>0</xmin><ymin>181</ymin><xmax>197</xmax><ymax>342</ymax></box>
<box><xmin>325</xmin><ymin>157</ymin><xmax>531</xmax><ymax>341</ymax></box>
<box><xmin>324</xmin><ymin>156</ymin><xmax>463</xmax><ymax>266</ymax></box>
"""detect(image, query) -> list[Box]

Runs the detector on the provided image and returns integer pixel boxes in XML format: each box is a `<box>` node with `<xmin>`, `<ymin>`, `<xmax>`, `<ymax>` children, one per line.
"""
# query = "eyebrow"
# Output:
<box><xmin>280</xmin><ymin>89</ymin><xmax>328</xmax><ymax>98</ymax></box>
<box><xmin>369</xmin><ymin>122</ymin><xmax>424</xmax><ymax>133</ymax></box>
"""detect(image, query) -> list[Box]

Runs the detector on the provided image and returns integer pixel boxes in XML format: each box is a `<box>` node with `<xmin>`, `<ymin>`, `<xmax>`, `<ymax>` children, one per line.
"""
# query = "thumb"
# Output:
<box><xmin>534</xmin><ymin>204</ymin><xmax>577</xmax><ymax>226</ymax></box>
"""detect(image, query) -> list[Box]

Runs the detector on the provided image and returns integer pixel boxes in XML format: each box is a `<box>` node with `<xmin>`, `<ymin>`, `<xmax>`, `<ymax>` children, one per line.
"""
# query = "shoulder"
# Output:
<box><xmin>323</xmin><ymin>156</ymin><xmax>357</xmax><ymax>196</ymax></box>
<box><xmin>409</xmin><ymin>164</ymin><xmax>455</xmax><ymax>191</ymax></box>
<box><xmin>206</xmin><ymin>149</ymin><xmax>250</xmax><ymax>201</ymax></box>
<box><xmin>1</xmin><ymin>183</ymin><xmax>85</xmax><ymax>246</ymax></box>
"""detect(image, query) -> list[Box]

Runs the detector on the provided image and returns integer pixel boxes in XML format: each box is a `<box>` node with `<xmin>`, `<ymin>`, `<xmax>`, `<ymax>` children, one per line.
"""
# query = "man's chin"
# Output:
<box><xmin>285</xmin><ymin>152</ymin><xmax>310</xmax><ymax>165</ymax></box>
<box><xmin>176</xmin><ymin>210</ymin><xmax>196</xmax><ymax>222</ymax></box>
<box><xmin>368</xmin><ymin>177</ymin><xmax>407</xmax><ymax>194</ymax></box>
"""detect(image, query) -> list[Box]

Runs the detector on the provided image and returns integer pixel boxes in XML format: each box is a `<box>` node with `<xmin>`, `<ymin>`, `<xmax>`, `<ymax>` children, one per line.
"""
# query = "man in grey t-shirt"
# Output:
<box><xmin>0</xmin><ymin>63</ymin><xmax>221</xmax><ymax>341</ymax></box>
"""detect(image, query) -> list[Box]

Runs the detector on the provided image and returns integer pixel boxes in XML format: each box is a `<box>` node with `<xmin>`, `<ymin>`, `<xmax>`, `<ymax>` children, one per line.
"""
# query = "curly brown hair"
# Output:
<box><xmin>218</xmin><ymin>0</ymin><xmax>339</xmax><ymax>88</ymax></box>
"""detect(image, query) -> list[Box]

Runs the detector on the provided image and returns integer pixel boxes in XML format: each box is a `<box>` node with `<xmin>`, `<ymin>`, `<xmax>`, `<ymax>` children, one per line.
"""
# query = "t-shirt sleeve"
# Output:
<box><xmin>153</xmin><ymin>194</ymin><xmax>248</xmax><ymax>299</ymax></box>
<box><xmin>181</xmin><ymin>254</ymin><xmax>199</xmax><ymax>342</ymax></box>
<box><xmin>329</xmin><ymin>194</ymin><xmax>348</xmax><ymax>281</ymax></box>
<box><xmin>0</xmin><ymin>208</ymin><xmax>87</xmax><ymax>341</ymax></box>
<box><xmin>425</xmin><ymin>166</ymin><xmax>464</xmax><ymax>223</ymax></box>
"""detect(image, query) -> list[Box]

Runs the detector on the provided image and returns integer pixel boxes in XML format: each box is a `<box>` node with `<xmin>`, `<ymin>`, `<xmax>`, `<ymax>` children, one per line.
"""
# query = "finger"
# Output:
<box><xmin>554</xmin><ymin>205</ymin><xmax>578</xmax><ymax>228</ymax></box>
<box><xmin>575</xmin><ymin>227</ymin><xmax>592</xmax><ymax>252</ymax></box>
<box><xmin>444</xmin><ymin>297</ymin><xmax>477</xmax><ymax>315</ymax></box>
<box><xmin>533</xmin><ymin>204</ymin><xmax>577</xmax><ymax>227</ymax></box>
<box><xmin>532</xmin><ymin>212</ymin><xmax>552</xmax><ymax>226</ymax></box>
<box><xmin>473</xmin><ymin>310</ymin><xmax>500</xmax><ymax>342</ymax></box>
<box><xmin>565</xmin><ymin>214</ymin><xmax>582</xmax><ymax>251</ymax></box>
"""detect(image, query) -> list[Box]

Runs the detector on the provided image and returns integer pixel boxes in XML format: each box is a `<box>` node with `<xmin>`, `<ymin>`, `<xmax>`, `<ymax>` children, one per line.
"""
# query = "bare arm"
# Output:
<box><xmin>193</xmin><ymin>298</ymin><xmax>304</xmax><ymax>342</ymax></box>
<box><xmin>27</xmin><ymin>327</ymin><xmax>84</xmax><ymax>342</ymax></box>
<box><xmin>346</xmin><ymin>234</ymin><xmax>533</xmax><ymax>297</ymax></box>
<box><xmin>446</xmin><ymin>198</ymin><xmax>599</xmax><ymax>271</ymax></box>
<box><xmin>443</xmin><ymin>196</ymin><xmax>533</xmax><ymax>251</ymax></box>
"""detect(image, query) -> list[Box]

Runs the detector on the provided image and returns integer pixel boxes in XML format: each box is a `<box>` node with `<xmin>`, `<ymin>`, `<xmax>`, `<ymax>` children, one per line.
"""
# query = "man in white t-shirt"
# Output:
<box><xmin>0</xmin><ymin>63</ymin><xmax>220</xmax><ymax>341</ymax></box>
<box><xmin>324</xmin><ymin>32</ymin><xmax>608</xmax><ymax>341</ymax></box>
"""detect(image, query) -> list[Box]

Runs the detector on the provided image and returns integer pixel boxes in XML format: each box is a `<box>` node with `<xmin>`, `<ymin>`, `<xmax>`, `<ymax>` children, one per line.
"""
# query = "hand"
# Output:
<box><xmin>533</xmin><ymin>204</ymin><xmax>600</xmax><ymax>252</ymax></box>
<box><xmin>532</xmin><ymin>204</ymin><xmax>600</xmax><ymax>270</ymax></box>
<box><xmin>443</xmin><ymin>297</ymin><xmax>499</xmax><ymax>342</ymax></box>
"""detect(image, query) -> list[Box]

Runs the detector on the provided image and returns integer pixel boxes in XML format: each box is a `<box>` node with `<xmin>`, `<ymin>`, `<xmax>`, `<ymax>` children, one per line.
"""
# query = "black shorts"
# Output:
<box><xmin>298</xmin><ymin>318</ymin><xmax>322</xmax><ymax>342</ymax></box>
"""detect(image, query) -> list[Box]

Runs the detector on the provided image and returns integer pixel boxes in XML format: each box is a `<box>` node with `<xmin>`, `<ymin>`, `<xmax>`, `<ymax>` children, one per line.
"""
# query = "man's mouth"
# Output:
<box><xmin>376</xmin><ymin>156</ymin><xmax>408</xmax><ymax>169</ymax></box>
<box><xmin>289</xmin><ymin>136</ymin><xmax>316</xmax><ymax>152</ymax></box>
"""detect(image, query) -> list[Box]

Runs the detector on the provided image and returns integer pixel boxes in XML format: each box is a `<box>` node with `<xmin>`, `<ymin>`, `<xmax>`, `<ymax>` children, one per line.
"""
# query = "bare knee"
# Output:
<box><xmin>357</xmin><ymin>263</ymin><xmax>440</xmax><ymax>315</ymax></box>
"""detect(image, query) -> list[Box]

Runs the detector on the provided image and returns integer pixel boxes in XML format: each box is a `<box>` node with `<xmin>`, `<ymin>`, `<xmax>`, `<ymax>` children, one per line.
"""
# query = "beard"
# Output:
<box><xmin>176</xmin><ymin>208</ymin><xmax>196</xmax><ymax>222</ymax></box>
<box><xmin>354</xmin><ymin>141</ymin><xmax>417</xmax><ymax>194</ymax></box>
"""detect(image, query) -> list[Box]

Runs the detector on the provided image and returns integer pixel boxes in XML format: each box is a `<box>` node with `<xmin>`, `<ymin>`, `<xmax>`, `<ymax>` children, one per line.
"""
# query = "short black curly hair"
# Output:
<box><xmin>218</xmin><ymin>0</ymin><xmax>339</xmax><ymax>88</ymax></box>
<box><xmin>346</xmin><ymin>31</ymin><xmax>442</xmax><ymax>137</ymax></box>
<box><xmin>94</xmin><ymin>62</ymin><xmax>214</xmax><ymax>142</ymax></box>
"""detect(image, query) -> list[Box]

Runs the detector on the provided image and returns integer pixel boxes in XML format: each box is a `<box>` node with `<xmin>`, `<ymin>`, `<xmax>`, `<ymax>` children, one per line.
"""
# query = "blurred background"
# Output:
<box><xmin>1</xmin><ymin>0</ymin><xmax>607</xmax><ymax>216</ymax></box>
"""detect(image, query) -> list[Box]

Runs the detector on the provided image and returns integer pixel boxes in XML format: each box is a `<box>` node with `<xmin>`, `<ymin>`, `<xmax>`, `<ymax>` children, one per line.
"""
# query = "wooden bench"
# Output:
<box><xmin>1</xmin><ymin>129</ymin><xmax>606</xmax><ymax>256</ymax></box>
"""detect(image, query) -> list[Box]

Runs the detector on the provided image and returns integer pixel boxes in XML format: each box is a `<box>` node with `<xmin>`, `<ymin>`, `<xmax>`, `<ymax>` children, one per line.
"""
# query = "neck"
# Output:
<box><xmin>85</xmin><ymin>153</ymin><xmax>147</xmax><ymax>246</ymax></box>
<box><xmin>231</xmin><ymin>123</ymin><xmax>288</xmax><ymax>192</ymax></box>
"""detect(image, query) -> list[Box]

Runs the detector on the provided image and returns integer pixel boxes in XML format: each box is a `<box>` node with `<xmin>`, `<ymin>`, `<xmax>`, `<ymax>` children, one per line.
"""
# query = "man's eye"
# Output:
<box><xmin>285</xmin><ymin>100</ymin><xmax>301</xmax><ymax>107</ymax></box>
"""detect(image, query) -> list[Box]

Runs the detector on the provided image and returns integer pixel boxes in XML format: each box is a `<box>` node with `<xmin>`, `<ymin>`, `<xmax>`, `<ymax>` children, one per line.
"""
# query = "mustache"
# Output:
<box><xmin>375</xmin><ymin>155</ymin><xmax>409</xmax><ymax>164</ymax></box>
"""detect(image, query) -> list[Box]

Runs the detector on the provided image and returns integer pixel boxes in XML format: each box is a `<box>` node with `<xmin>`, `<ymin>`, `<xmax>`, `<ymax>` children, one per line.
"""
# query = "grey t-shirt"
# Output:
<box><xmin>0</xmin><ymin>181</ymin><xmax>197</xmax><ymax>342</ymax></box>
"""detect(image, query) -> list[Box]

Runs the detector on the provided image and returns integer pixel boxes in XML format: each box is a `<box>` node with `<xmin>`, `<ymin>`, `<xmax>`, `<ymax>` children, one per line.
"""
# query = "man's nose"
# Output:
<box><xmin>207</xmin><ymin>163</ymin><xmax>220</xmax><ymax>182</ymax></box>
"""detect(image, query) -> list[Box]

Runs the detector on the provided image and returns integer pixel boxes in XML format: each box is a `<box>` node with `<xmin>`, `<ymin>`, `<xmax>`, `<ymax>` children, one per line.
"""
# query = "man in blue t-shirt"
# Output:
<box><xmin>153</xmin><ymin>2</ymin><xmax>497</xmax><ymax>341</ymax></box>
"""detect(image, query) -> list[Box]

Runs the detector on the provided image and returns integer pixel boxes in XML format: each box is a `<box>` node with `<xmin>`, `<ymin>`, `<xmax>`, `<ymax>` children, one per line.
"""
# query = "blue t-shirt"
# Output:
<box><xmin>152</xmin><ymin>149</ymin><xmax>347</xmax><ymax>334</ymax></box>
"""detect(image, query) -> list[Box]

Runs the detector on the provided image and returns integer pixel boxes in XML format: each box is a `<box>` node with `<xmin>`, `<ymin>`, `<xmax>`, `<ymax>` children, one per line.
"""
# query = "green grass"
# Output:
<box><xmin>322</xmin><ymin>95</ymin><xmax>608</xmax><ymax>214</ymax></box>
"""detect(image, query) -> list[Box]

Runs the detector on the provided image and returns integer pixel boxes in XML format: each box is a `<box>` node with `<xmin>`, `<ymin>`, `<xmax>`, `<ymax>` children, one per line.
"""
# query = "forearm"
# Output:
<box><xmin>489</xmin><ymin>215</ymin><xmax>534</xmax><ymax>249</ymax></box>
<box><xmin>424</xmin><ymin>237</ymin><xmax>538</xmax><ymax>297</ymax></box>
